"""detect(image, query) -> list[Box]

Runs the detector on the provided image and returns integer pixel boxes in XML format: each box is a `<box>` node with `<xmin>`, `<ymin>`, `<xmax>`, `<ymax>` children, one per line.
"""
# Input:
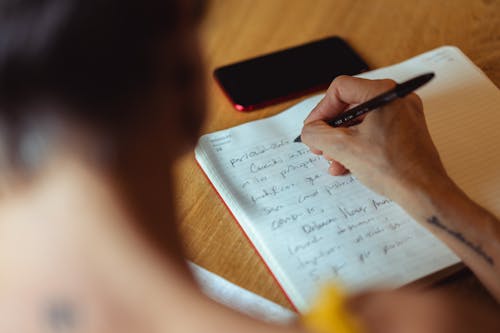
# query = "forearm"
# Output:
<box><xmin>394</xmin><ymin>176</ymin><xmax>500</xmax><ymax>300</ymax></box>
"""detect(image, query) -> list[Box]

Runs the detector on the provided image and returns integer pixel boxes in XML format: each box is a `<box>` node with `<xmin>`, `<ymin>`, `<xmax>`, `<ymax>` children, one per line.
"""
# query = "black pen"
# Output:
<box><xmin>294</xmin><ymin>72</ymin><xmax>435</xmax><ymax>143</ymax></box>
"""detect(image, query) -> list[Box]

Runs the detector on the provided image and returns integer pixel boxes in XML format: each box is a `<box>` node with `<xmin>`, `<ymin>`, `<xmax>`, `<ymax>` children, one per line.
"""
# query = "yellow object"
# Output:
<box><xmin>302</xmin><ymin>285</ymin><xmax>362</xmax><ymax>333</ymax></box>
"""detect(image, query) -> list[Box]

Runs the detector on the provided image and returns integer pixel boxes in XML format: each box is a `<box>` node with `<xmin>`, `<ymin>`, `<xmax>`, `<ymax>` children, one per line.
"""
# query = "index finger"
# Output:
<box><xmin>304</xmin><ymin>76</ymin><xmax>396</xmax><ymax>124</ymax></box>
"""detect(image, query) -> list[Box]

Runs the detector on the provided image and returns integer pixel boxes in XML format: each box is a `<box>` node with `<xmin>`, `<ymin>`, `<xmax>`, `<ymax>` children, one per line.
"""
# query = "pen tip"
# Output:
<box><xmin>293</xmin><ymin>135</ymin><xmax>302</xmax><ymax>143</ymax></box>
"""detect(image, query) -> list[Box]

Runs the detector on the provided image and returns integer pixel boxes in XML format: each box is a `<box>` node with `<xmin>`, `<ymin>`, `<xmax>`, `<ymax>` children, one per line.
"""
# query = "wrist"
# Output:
<box><xmin>389</xmin><ymin>173</ymin><xmax>460</xmax><ymax>220</ymax></box>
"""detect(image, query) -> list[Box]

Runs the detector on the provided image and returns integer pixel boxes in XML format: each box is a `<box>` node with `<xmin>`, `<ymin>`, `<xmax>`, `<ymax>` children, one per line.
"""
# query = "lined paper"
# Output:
<box><xmin>195</xmin><ymin>47</ymin><xmax>499</xmax><ymax>312</ymax></box>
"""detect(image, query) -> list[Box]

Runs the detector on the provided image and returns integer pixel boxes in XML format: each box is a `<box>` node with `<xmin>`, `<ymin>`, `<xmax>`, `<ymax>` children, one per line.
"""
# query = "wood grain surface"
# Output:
<box><xmin>174</xmin><ymin>0</ymin><xmax>500</xmax><ymax>309</ymax></box>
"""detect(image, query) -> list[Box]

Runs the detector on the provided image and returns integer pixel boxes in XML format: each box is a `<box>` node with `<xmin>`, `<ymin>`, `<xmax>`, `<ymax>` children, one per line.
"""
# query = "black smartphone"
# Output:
<box><xmin>213</xmin><ymin>36</ymin><xmax>369</xmax><ymax>111</ymax></box>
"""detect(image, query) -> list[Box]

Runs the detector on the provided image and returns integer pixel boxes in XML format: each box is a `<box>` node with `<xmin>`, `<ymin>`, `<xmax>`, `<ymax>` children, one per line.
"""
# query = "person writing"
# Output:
<box><xmin>0</xmin><ymin>0</ymin><xmax>498</xmax><ymax>332</ymax></box>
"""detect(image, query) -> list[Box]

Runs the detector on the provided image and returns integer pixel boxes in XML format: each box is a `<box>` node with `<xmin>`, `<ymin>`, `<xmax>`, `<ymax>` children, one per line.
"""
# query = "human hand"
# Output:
<box><xmin>346</xmin><ymin>289</ymin><xmax>500</xmax><ymax>333</ymax></box>
<box><xmin>301</xmin><ymin>75</ymin><xmax>449</xmax><ymax>200</ymax></box>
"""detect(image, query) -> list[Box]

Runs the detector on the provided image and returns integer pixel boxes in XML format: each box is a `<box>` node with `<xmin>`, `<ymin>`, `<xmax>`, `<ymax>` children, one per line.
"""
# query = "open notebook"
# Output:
<box><xmin>195</xmin><ymin>46</ymin><xmax>500</xmax><ymax>312</ymax></box>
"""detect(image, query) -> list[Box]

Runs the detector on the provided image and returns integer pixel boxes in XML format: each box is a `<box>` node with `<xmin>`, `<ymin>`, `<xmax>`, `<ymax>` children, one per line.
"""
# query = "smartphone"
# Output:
<box><xmin>213</xmin><ymin>36</ymin><xmax>369</xmax><ymax>111</ymax></box>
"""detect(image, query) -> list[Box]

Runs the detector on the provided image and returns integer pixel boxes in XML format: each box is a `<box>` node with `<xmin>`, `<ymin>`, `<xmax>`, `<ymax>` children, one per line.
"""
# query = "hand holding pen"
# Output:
<box><xmin>295</xmin><ymin>73</ymin><xmax>434</xmax><ymax>142</ymax></box>
<box><xmin>298</xmin><ymin>74</ymin><xmax>445</xmax><ymax>202</ymax></box>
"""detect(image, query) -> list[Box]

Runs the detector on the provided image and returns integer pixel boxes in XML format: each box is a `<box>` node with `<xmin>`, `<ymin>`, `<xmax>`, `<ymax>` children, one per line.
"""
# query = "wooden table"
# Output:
<box><xmin>174</xmin><ymin>0</ymin><xmax>500</xmax><ymax>309</ymax></box>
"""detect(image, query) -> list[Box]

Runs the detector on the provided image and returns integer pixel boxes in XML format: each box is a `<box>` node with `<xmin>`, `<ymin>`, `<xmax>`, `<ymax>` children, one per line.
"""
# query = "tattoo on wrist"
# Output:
<box><xmin>47</xmin><ymin>301</ymin><xmax>76</xmax><ymax>332</ymax></box>
<box><xmin>427</xmin><ymin>216</ymin><xmax>494</xmax><ymax>266</ymax></box>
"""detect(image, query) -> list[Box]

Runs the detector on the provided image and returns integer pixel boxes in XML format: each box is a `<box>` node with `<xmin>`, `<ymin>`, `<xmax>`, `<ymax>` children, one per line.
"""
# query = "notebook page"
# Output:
<box><xmin>195</xmin><ymin>46</ymin><xmax>496</xmax><ymax>311</ymax></box>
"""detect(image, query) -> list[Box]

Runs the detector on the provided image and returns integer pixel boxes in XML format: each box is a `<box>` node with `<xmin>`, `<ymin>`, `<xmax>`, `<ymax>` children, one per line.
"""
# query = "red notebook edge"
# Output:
<box><xmin>193</xmin><ymin>156</ymin><xmax>300</xmax><ymax>313</ymax></box>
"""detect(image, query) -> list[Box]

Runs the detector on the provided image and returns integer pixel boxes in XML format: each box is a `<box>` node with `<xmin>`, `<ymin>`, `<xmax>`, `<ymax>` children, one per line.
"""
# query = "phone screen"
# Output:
<box><xmin>214</xmin><ymin>36</ymin><xmax>369</xmax><ymax>111</ymax></box>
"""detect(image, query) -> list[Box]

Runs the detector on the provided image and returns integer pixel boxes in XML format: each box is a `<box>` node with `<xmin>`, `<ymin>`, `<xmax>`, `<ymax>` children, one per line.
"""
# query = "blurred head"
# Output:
<box><xmin>0</xmin><ymin>0</ymin><xmax>206</xmax><ymax>174</ymax></box>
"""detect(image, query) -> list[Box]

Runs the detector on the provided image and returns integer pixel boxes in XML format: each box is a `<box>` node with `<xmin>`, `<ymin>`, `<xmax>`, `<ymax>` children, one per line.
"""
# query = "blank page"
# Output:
<box><xmin>195</xmin><ymin>46</ymin><xmax>498</xmax><ymax>312</ymax></box>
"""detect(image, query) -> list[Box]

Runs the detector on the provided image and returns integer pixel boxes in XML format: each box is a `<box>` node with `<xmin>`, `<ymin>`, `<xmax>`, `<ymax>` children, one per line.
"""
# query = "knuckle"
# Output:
<box><xmin>332</xmin><ymin>75</ymin><xmax>351</xmax><ymax>86</ymax></box>
<box><xmin>377</xmin><ymin>78</ymin><xmax>397</xmax><ymax>89</ymax></box>
<box><xmin>363</xmin><ymin>79</ymin><xmax>397</xmax><ymax>101</ymax></box>
<box><xmin>329</xmin><ymin>75</ymin><xmax>351</xmax><ymax>91</ymax></box>
<box><xmin>405</xmin><ymin>93</ymin><xmax>423</xmax><ymax>111</ymax></box>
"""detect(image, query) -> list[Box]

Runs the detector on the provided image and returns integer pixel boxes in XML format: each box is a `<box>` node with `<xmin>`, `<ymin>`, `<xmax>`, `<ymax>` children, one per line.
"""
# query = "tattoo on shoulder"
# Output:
<box><xmin>427</xmin><ymin>216</ymin><xmax>494</xmax><ymax>266</ymax></box>
<box><xmin>47</xmin><ymin>300</ymin><xmax>76</xmax><ymax>332</ymax></box>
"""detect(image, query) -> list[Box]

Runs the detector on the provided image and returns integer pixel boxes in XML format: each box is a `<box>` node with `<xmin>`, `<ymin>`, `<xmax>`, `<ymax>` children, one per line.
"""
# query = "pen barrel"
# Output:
<box><xmin>330</xmin><ymin>91</ymin><xmax>398</xmax><ymax>127</ymax></box>
<box><xmin>395</xmin><ymin>72</ymin><xmax>434</xmax><ymax>97</ymax></box>
<box><xmin>296</xmin><ymin>73</ymin><xmax>433</xmax><ymax>142</ymax></box>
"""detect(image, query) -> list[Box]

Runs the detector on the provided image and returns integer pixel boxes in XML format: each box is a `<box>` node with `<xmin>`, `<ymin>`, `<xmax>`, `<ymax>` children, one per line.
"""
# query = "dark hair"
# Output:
<box><xmin>0</xmin><ymin>0</ymin><xmax>186</xmax><ymax>126</ymax></box>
